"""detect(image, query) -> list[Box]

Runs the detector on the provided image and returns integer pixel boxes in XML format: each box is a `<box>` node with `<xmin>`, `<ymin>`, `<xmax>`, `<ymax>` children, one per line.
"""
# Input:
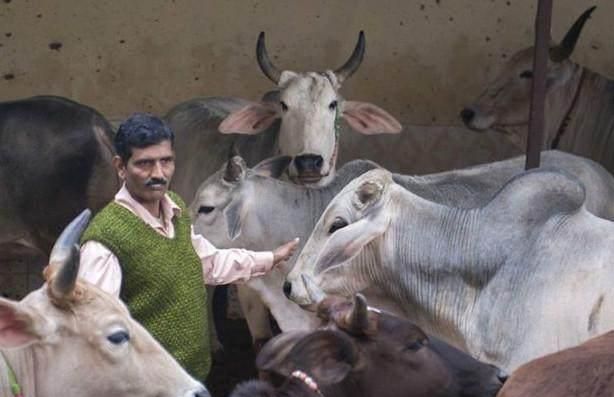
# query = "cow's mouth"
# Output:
<box><xmin>291</xmin><ymin>173</ymin><xmax>324</xmax><ymax>185</ymax></box>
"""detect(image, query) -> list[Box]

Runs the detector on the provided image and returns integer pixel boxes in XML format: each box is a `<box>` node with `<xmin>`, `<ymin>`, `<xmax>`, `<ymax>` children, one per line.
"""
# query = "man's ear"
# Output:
<box><xmin>112</xmin><ymin>155</ymin><xmax>126</xmax><ymax>181</ymax></box>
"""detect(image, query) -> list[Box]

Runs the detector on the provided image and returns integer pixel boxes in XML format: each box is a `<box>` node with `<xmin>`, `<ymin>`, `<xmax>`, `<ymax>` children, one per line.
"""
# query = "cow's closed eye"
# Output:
<box><xmin>404</xmin><ymin>339</ymin><xmax>426</xmax><ymax>351</ymax></box>
<box><xmin>108</xmin><ymin>330</ymin><xmax>131</xmax><ymax>345</ymax></box>
<box><xmin>519</xmin><ymin>70</ymin><xmax>533</xmax><ymax>79</ymax></box>
<box><xmin>328</xmin><ymin>217</ymin><xmax>348</xmax><ymax>234</ymax></box>
<box><xmin>199</xmin><ymin>206</ymin><xmax>215</xmax><ymax>215</ymax></box>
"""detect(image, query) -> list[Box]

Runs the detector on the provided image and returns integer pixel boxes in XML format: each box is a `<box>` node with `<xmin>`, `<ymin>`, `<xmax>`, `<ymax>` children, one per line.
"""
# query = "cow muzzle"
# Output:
<box><xmin>293</xmin><ymin>154</ymin><xmax>325</xmax><ymax>184</ymax></box>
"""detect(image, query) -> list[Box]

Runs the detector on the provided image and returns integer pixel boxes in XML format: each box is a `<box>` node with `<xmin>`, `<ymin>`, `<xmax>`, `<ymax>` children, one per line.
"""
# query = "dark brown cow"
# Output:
<box><xmin>230</xmin><ymin>294</ymin><xmax>504</xmax><ymax>397</ymax></box>
<box><xmin>0</xmin><ymin>95</ymin><xmax>118</xmax><ymax>259</ymax></box>
<box><xmin>498</xmin><ymin>331</ymin><xmax>614</xmax><ymax>397</ymax></box>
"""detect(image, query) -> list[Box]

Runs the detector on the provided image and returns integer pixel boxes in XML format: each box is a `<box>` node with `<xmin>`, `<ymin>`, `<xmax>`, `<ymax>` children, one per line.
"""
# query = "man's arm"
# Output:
<box><xmin>79</xmin><ymin>241</ymin><xmax>123</xmax><ymax>297</ymax></box>
<box><xmin>191</xmin><ymin>227</ymin><xmax>298</xmax><ymax>285</ymax></box>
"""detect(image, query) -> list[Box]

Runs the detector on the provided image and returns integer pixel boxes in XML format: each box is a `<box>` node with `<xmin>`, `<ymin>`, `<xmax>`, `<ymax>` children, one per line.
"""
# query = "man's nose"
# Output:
<box><xmin>151</xmin><ymin>161</ymin><xmax>164</xmax><ymax>177</ymax></box>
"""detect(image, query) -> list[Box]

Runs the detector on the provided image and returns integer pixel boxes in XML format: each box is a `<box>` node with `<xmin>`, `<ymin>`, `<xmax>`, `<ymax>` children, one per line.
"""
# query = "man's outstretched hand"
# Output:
<box><xmin>272</xmin><ymin>238</ymin><xmax>300</xmax><ymax>267</ymax></box>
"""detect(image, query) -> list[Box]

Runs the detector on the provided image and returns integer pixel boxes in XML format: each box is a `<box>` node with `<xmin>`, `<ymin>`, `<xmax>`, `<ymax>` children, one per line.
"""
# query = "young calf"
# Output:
<box><xmin>230</xmin><ymin>294</ymin><xmax>504</xmax><ymax>397</ymax></box>
<box><xmin>0</xmin><ymin>210</ymin><xmax>209</xmax><ymax>397</ymax></box>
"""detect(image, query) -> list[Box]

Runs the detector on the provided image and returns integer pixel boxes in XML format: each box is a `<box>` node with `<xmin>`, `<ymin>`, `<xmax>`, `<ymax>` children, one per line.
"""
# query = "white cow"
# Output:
<box><xmin>167</xmin><ymin>31</ymin><xmax>401</xmax><ymax>201</ymax></box>
<box><xmin>286</xmin><ymin>168</ymin><xmax>614</xmax><ymax>372</ymax></box>
<box><xmin>192</xmin><ymin>150</ymin><xmax>614</xmax><ymax>349</ymax></box>
<box><xmin>0</xmin><ymin>210</ymin><xmax>209</xmax><ymax>397</ymax></box>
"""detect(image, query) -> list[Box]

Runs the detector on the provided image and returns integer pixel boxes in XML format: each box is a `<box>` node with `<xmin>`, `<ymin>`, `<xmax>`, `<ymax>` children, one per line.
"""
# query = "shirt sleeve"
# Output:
<box><xmin>190</xmin><ymin>226</ymin><xmax>275</xmax><ymax>285</ymax></box>
<box><xmin>79</xmin><ymin>241</ymin><xmax>123</xmax><ymax>297</ymax></box>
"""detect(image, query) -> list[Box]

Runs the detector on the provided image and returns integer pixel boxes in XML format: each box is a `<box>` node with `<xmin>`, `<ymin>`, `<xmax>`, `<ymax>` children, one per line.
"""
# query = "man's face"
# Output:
<box><xmin>115</xmin><ymin>140</ymin><xmax>175</xmax><ymax>205</ymax></box>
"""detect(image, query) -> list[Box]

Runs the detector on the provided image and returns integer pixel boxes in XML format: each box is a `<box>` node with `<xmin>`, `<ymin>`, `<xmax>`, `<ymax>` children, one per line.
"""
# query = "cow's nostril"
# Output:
<box><xmin>283</xmin><ymin>281</ymin><xmax>292</xmax><ymax>298</ymax></box>
<box><xmin>460</xmin><ymin>108</ymin><xmax>476</xmax><ymax>124</ymax></box>
<box><xmin>314</xmin><ymin>156</ymin><xmax>323</xmax><ymax>169</ymax></box>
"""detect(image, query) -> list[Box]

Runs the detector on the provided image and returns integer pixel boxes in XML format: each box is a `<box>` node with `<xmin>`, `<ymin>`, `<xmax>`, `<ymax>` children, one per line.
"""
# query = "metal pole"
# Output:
<box><xmin>525</xmin><ymin>0</ymin><xmax>553</xmax><ymax>170</ymax></box>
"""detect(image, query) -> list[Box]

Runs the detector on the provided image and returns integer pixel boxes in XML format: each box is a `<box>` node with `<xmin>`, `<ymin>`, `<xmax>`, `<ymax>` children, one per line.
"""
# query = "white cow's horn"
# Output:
<box><xmin>256</xmin><ymin>32</ymin><xmax>282</xmax><ymax>83</ymax></box>
<box><xmin>334</xmin><ymin>31</ymin><xmax>366</xmax><ymax>83</ymax></box>
<box><xmin>49</xmin><ymin>209</ymin><xmax>92</xmax><ymax>298</ymax></box>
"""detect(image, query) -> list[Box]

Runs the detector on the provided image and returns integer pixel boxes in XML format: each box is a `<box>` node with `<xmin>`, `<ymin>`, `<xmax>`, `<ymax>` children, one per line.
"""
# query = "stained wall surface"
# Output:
<box><xmin>0</xmin><ymin>1</ymin><xmax>610</xmax><ymax>126</ymax></box>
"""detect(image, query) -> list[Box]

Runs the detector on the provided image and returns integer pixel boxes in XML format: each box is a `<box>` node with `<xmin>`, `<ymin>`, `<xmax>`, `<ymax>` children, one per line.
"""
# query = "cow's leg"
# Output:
<box><xmin>236</xmin><ymin>283</ymin><xmax>273</xmax><ymax>351</ymax></box>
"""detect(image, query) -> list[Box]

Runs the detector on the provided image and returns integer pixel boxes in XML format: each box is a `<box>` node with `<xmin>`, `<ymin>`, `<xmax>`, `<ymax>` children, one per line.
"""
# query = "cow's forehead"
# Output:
<box><xmin>280</xmin><ymin>72</ymin><xmax>338</xmax><ymax>103</ymax></box>
<box><xmin>25</xmin><ymin>282</ymin><xmax>131</xmax><ymax>328</ymax></box>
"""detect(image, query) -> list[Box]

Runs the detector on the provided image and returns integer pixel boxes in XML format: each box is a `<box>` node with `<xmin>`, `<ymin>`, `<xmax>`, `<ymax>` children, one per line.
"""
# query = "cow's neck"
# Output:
<box><xmin>248</xmin><ymin>160</ymin><xmax>377</xmax><ymax>248</ymax></box>
<box><xmin>379</xmin><ymin>199</ymin><xmax>497</xmax><ymax>351</ymax></box>
<box><xmin>554</xmin><ymin>67</ymin><xmax>614</xmax><ymax>172</ymax></box>
<box><xmin>0</xmin><ymin>348</ymin><xmax>36</xmax><ymax>397</ymax></box>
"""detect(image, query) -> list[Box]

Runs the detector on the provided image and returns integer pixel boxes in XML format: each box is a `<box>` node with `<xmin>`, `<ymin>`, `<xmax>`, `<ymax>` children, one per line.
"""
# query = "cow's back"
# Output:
<box><xmin>0</xmin><ymin>95</ymin><xmax>117</xmax><ymax>254</ymax></box>
<box><xmin>498</xmin><ymin>331</ymin><xmax>614</xmax><ymax>397</ymax></box>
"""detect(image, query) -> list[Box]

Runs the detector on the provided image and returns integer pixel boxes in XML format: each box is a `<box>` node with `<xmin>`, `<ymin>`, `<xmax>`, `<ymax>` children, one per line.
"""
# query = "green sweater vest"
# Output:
<box><xmin>81</xmin><ymin>192</ymin><xmax>211</xmax><ymax>380</ymax></box>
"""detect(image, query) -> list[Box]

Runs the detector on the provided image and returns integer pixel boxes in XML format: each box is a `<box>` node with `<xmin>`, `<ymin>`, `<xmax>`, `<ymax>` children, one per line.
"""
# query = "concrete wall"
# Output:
<box><xmin>1</xmin><ymin>0</ymin><xmax>611</xmax><ymax>125</ymax></box>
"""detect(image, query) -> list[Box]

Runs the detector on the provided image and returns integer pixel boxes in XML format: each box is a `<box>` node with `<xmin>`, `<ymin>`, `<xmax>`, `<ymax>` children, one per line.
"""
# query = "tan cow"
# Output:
<box><xmin>460</xmin><ymin>7</ymin><xmax>614</xmax><ymax>174</ymax></box>
<box><xmin>0</xmin><ymin>210</ymin><xmax>209</xmax><ymax>397</ymax></box>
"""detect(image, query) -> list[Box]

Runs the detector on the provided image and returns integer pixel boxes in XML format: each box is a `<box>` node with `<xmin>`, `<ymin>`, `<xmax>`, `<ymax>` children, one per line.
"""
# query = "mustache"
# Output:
<box><xmin>145</xmin><ymin>177</ymin><xmax>168</xmax><ymax>187</ymax></box>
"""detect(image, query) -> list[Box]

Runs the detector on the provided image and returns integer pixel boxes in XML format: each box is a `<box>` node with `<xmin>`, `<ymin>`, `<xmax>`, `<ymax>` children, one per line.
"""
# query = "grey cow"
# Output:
<box><xmin>286</xmin><ymin>167</ymin><xmax>614</xmax><ymax>372</ymax></box>
<box><xmin>192</xmin><ymin>150</ymin><xmax>614</xmax><ymax>346</ymax></box>
<box><xmin>461</xmin><ymin>7</ymin><xmax>614</xmax><ymax>174</ymax></box>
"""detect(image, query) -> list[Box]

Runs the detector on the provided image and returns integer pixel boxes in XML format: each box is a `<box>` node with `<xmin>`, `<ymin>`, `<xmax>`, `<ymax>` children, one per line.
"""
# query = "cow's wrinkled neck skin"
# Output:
<box><xmin>0</xmin><ymin>339</ymin><xmax>36</xmax><ymax>397</ymax></box>
<box><xmin>553</xmin><ymin>67</ymin><xmax>614</xmax><ymax>172</ymax></box>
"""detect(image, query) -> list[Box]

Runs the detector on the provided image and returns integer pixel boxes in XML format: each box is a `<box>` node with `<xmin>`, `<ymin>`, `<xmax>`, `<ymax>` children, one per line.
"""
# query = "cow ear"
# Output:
<box><xmin>0</xmin><ymin>298</ymin><xmax>45</xmax><ymax>348</ymax></box>
<box><xmin>253</xmin><ymin>156</ymin><xmax>292</xmax><ymax>179</ymax></box>
<box><xmin>219</xmin><ymin>102</ymin><xmax>279</xmax><ymax>135</ymax></box>
<box><xmin>287</xmin><ymin>330</ymin><xmax>358</xmax><ymax>385</ymax></box>
<box><xmin>342</xmin><ymin>101</ymin><xmax>402</xmax><ymax>135</ymax></box>
<box><xmin>223</xmin><ymin>197</ymin><xmax>247</xmax><ymax>241</ymax></box>
<box><xmin>256</xmin><ymin>330</ymin><xmax>312</xmax><ymax>374</ymax></box>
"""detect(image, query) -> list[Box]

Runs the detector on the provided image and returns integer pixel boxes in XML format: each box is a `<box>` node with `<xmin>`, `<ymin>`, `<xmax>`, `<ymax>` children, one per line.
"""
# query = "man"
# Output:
<box><xmin>78</xmin><ymin>113</ymin><xmax>299</xmax><ymax>381</ymax></box>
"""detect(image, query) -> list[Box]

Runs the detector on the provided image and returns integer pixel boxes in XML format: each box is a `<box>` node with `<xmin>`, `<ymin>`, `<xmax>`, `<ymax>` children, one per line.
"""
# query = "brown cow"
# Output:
<box><xmin>460</xmin><ymin>7</ymin><xmax>614</xmax><ymax>174</ymax></box>
<box><xmin>230</xmin><ymin>294</ymin><xmax>505</xmax><ymax>397</ymax></box>
<box><xmin>0</xmin><ymin>210</ymin><xmax>209</xmax><ymax>397</ymax></box>
<box><xmin>497</xmin><ymin>330</ymin><xmax>614</xmax><ymax>397</ymax></box>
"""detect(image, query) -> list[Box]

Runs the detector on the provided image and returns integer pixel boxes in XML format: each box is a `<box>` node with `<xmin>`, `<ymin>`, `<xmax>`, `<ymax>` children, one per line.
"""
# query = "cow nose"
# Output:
<box><xmin>283</xmin><ymin>281</ymin><xmax>292</xmax><ymax>298</ymax></box>
<box><xmin>294</xmin><ymin>154</ymin><xmax>324</xmax><ymax>174</ymax></box>
<box><xmin>460</xmin><ymin>108</ymin><xmax>475</xmax><ymax>124</ymax></box>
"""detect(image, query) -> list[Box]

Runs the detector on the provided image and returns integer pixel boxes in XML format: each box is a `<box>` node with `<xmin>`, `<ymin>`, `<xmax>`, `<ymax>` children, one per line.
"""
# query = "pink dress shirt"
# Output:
<box><xmin>79</xmin><ymin>185</ymin><xmax>274</xmax><ymax>297</ymax></box>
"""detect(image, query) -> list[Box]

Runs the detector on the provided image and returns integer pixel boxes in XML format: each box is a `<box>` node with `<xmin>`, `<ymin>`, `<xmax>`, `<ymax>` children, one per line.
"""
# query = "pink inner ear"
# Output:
<box><xmin>342</xmin><ymin>101</ymin><xmax>402</xmax><ymax>135</ymax></box>
<box><xmin>0</xmin><ymin>304</ymin><xmax>37</xmax><ymax>348</ymax></box>
<box><xmin>219</xmin><ymin>103</ymin><xmax>279</xmax><ymax>135</ymax></box>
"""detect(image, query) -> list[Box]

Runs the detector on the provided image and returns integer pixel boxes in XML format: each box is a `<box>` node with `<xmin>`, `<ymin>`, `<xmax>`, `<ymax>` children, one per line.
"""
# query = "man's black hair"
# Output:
<box><xmin>114</xmin><ymin>113</ymin><xmax>175</xmax><ymax>162</ymax></box>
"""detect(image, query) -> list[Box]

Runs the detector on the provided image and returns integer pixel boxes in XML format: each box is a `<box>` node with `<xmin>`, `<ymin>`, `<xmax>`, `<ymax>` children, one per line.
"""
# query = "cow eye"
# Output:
<box><xmin>328</xmin><ymin>100</ymin><xmax>338</xmax><ymax>111</ymax></box>
<box><xmin>404</xmin><ymin>339</ymin><xmax>425</xmax><ymax>351</ymax></box>
<box><xmin>107</xmin><ymin>330</ymin><xmax>130</xmax><ymax>345</ymax></box>
<box><xmin>198</xmin><ymin>206</ymin><xmax>215</xmax><ymax>215</ymax></box>
<box><xmin>280</xmin><ymin>101</ymin><xmax>289</xmax><ymax>112</ymax></box>
<box><xmin>519</xmin><ymin>70</ymin><xmax>533</xmax><ymax>79</ymax></box>
<box><xmin>328</xmin><ymin>217</ymin><xmax>348</xmax><ymax>234</ymax></box>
